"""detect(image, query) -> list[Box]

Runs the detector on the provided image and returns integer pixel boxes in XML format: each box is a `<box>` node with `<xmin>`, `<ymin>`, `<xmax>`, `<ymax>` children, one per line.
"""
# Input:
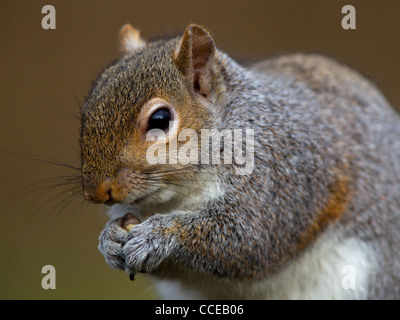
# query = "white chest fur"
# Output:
<box><xmin>151</xmin><ymin>233</ymin><xmax>376</xmax><ymax>300</ymax></box>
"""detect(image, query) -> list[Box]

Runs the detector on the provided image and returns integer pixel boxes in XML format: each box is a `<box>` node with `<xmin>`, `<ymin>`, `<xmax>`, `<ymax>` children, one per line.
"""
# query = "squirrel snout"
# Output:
<box><xmin>83</xmin><ymin>179</ymin><xmax>125</xmax><ymax>204</ymax></box>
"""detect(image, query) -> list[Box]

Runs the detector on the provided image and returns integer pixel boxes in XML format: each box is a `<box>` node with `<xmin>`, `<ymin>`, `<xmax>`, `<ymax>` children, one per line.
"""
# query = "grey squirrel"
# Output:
<box><xmin>80</xmin><ymin>24</ymin><xmax>400</xmax><ymax>299</ymax></box>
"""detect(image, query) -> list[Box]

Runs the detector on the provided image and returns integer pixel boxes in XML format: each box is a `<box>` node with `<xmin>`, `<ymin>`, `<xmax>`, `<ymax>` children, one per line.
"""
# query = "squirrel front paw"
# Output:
<box><xmin>123</xmin><ymin>216</ymin><xmax>171</xmax><ymax>275</ymax></box>
<box><xmin>98</xmin><ymin>218</ymin><xmax>128</xmax><ymax>270</ymax></box>
<box><xmin>98</xmin><ymin>213</ymin><xmax>174</xmax><ymax>277</ymax></box>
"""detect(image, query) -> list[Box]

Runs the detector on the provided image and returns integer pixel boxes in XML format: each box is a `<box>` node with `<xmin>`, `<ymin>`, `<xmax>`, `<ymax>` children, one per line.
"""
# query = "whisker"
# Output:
<box><xmin>163</xmin><ymin>181</ymin><xmax>214</xmax><ymax>195</ymax></box>
<box><xmin>44</xmin><ymin>108</ymin><xmax>81</xmax><ymax>121</ymax></box>
<box><xmin>134</xmin><ymin>277</ymin><xmax>156</xmax><ymax>299</ymax></box>
<box><xmin>145</xmin><ymin>180</ymin><xmax>199</xmax><ymax>202</ymax></box>
<box><xmin>3</xmin><ymin>151</ymin><xmax>81</xmax><ymax>172</ymax></box>
<box><xmin>24</xmin><ymin>185</ymin><xmax>82</xmax><ymax>227</ymax></box>
<box><xmin>30</xmin><ymin>188</ymin><xmax>83</xmax><ymax>242</ymax></box>
<box><xmin>147</xmin><ymin>174</ymin><xmax>219</xmax><ymax>184</ymax></box>
<box><xmin>61</xmin><ymin>76</ymin><xmax>84</xmax><ymax>111</ymax></box>
<box><xmin>42</xmin><ymin>190</ymin><xmax>84</xmax><ymax>228</ymax></box>
<box><xmin>143</xmin><ymin>173</ymin><xmax>215</xmax><ymax>195</ymax></box>
<box><xmin>5</xmin><ymin>175</ymin><xmax>81</xmax><ymax>204</ymax></box>
<box><xmin>24</xmin><ymin>184</ymin><xmax>82</xmax><ymax>224</ymax></box>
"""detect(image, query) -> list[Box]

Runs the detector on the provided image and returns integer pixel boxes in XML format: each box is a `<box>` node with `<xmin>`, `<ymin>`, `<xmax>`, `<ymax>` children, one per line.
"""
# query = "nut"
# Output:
<box><xmin>121</xmin><ymin>213</ymin><xmax>141</xmax><ymax>231</ymax></box>
<box><xmin>125</xmin><ymin>223</ymin><xmax>136</xmax><ymax>232</ymax></box>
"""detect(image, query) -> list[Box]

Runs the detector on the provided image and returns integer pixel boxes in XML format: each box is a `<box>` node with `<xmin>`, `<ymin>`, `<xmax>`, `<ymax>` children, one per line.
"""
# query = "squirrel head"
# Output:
<box><xmin>80</xmin><ymin>24</ymin><xmax>221</xmax><ymax>208</ymax></box>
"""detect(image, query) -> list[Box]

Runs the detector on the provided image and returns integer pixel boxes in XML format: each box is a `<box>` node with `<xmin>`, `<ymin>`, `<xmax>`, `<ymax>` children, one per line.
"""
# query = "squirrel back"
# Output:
<box><xmin>82</xmin><ymin>24</ymin><xmax>400</xmax><ymax>299</ymax></box>
<box><xmin>221</xmin><ymin>52</ymin><xmax>400</xmax><ymax>298</ymax></box>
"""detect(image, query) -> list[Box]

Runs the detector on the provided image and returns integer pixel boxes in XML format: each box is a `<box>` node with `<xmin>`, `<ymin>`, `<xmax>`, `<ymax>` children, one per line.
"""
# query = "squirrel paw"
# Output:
<box><xmin>98</xmin><ymin>218</ymin><xmax>128</xmax><ymax>270</ymax></box>
<box><xmin>123</xmin><ymin>216</ymin><xmax>170</xmax><ymax>275</ymax></box>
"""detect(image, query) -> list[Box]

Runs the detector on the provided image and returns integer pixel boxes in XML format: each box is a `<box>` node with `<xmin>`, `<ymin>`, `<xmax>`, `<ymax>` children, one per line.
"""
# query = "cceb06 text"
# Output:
<box><xmin>199</xmin><ymin>304</ymin><xmax>243</xmax><ymax>315</ymax></box>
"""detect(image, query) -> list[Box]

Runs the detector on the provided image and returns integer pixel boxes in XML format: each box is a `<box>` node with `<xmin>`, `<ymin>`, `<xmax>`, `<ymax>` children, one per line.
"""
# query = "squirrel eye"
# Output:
<box><xmin>148</xmin><ymin>108</ymin><xmax>171</xmax><ymax>132</ymax></box>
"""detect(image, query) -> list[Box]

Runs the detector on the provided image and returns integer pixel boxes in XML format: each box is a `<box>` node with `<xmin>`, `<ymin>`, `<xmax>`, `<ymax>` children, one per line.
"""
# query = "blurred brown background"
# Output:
<box><xmin>0</xmin><ymin>0</ymin><xmax>399</xmax><ymax>299</ymax></box>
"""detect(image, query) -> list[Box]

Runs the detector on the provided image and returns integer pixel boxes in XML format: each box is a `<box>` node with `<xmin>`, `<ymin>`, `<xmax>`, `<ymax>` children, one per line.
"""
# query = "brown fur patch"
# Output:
<box><xmin>297</xmin><ymin>173</ymin><xmax>351</xmax><ymax>251</ymax></box>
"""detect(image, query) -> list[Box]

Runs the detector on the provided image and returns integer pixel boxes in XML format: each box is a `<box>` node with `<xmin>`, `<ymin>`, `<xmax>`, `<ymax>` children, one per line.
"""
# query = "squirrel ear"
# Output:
<box><xmin>174</xmin><ymin>24</ymin><xmax>216</xmax><ymax>100</ymax></box>
<box><xmin>118</xmin><ymin>24</ymin><xmax>146</xmax><ymax>55</ymax></box>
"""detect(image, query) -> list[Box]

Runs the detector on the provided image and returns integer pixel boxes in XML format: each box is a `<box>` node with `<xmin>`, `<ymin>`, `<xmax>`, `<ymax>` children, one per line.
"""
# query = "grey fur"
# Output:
<box><xmin>86</xmin><ymin>29</ymin><xmax>400</xmax><ymax>299</ymax></box>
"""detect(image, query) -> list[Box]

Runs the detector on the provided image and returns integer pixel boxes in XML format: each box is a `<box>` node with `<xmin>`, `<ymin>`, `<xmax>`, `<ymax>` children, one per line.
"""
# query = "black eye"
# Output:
<box><xmin>148</xmin><ymin>108</ymin><xmax>171</xmax><ymax>131</ymax></box>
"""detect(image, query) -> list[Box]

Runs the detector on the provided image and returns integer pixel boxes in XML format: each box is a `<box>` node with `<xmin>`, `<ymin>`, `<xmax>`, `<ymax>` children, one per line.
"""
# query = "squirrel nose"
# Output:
<box><xmin>83</xmin><ymin>180</ymin><xmax>114</xmax><ymax>204</ymax></box>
